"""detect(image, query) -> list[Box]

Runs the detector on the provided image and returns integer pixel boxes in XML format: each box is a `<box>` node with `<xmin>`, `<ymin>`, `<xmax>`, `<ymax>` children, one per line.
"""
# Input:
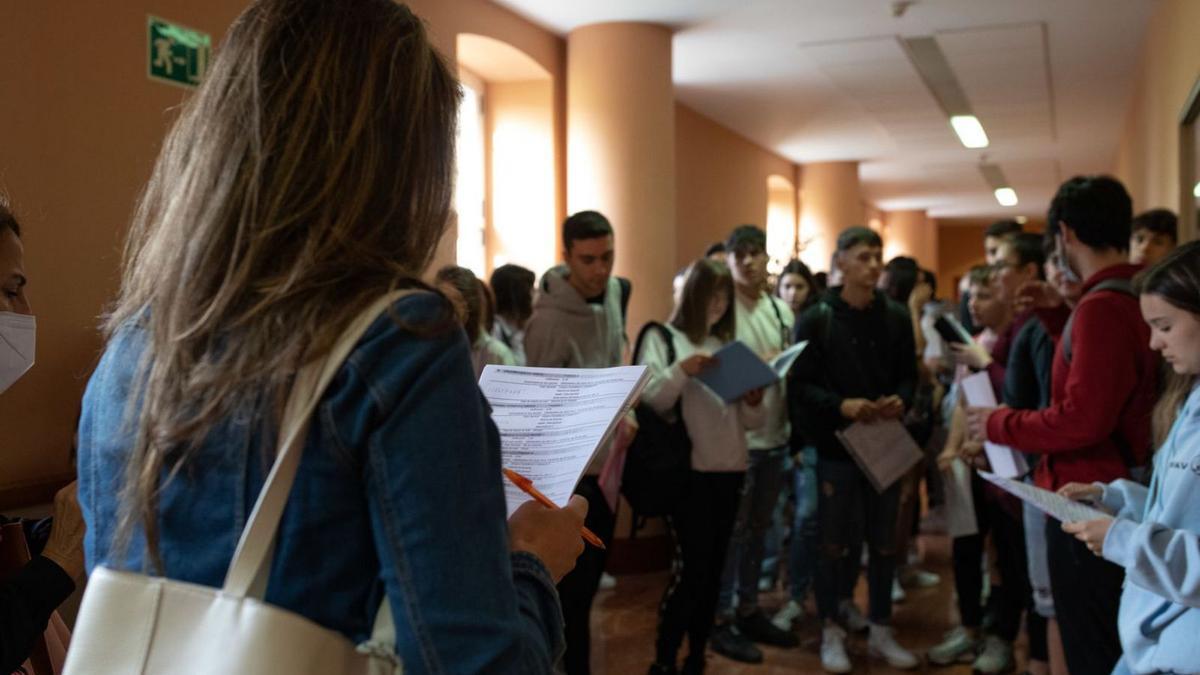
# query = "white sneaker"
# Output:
<box><xmin>868</xmin><ymin>623</ymin><xmax>919</xmax><ymax>669</ymax></box>
<box><xmin>820</xmin><ymin>625</ymin><xmax>852</xmax><ymax>674</ymax></box>
<box><xmin>772</xmin><ymin>599</ymin><xmax>805</xmax><ymax>632</ymax></box>
<box><xmin>598</xmin><ymin>572</ymin><xmax>617</xmax><ymax>590</ymax></box>
<box><xmin>972</xmin><ymin>635</ymin><xmax>1015</xmax><ymax>674</ymax></box>
<box><xmin>927</xmin><ymin>625</ymin><xmax>979</xmax><ymax>665</ymax></box>
<box><xmin>892</xmin><ymin>577</ymin><xmax>907</xmax><ymax>603</ymax></box>
<box><xmin>838</xmin><ymin>600</ymin><xmax>870</xmax><ymax>633</ymax></box>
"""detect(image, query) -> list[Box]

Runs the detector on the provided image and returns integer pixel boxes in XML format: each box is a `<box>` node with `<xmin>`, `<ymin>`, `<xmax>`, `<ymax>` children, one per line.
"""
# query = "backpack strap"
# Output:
<box><xmin>633</xmin><ymin>321</ymin><xmax>676</xmax><ymax>366</ymax></box>
<box><xmin>767</xmin><ymin>295</ymin><xmax>789</xmax><ymax>350</ymax></box>
<box><xmin>1061</xmin><ymin>278</ymin><xmax>1136</xmax><ymax>364</ymax></box>
<box><xmin>1058</xmin><ymin>277</ymin><xmax>1143</xmax><ymax>472</ymax></box>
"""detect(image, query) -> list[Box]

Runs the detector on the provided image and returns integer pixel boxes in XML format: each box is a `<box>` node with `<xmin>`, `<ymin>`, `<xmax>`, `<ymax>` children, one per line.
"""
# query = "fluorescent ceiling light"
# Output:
<box><xmin>950</xmin><ymin>115</ymin><xmax>989</xmax><ymax>149</ymax></box>
<box><xmin>994</xmin><ymin>188</ymin><xmax>1019</xmax><ymax>207</ymax></box>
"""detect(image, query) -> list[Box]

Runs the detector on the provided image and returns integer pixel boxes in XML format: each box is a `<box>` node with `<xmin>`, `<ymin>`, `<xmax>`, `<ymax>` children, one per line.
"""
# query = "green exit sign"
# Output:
<box><xmin>147</xmin><ymin>15</ymin><xmax>211</xmax><ymax>88</ymax></box>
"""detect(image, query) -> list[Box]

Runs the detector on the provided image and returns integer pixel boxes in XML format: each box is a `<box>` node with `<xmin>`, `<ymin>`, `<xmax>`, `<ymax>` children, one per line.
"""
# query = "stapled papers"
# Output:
<box><xmin>478</xmin><ymin>365</ymin><xmax>650</xmax><ymax>516</ymax></box>
<box><xmin>960</xmin><ymin>372</ymin><xmax>1029</xmax><ymax>478</ymax></box>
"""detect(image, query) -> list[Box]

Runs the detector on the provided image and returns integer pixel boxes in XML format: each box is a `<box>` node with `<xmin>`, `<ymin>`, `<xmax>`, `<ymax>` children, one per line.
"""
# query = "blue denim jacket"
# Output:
<box><xmin>78</xmin><ymin>292</ymin><xmax>565</xmax><ymax>673</ymax></box>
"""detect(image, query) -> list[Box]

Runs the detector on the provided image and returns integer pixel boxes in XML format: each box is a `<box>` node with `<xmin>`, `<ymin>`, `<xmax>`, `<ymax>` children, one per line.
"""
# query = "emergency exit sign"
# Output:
<box><xmin>147</xmin><ymin>16</ymin><xmax>210</xmax><ymax>88</ymax></box>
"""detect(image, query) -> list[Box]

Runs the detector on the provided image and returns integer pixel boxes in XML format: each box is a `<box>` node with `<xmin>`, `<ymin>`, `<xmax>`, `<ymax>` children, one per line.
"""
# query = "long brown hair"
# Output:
<box><xmin>105</xmin><ymin>0</ymin><xmax>460</xmax><ymax>568</ymax></box>
<box><xmin>1134</xmin><ymin>241</ymin><xmax>1200</xmax><ymax>449</ymax></box>
<box><xmin>671</xmin><ymin>259</ymin><xmax>735</xmax><ymax>344</ymax></box>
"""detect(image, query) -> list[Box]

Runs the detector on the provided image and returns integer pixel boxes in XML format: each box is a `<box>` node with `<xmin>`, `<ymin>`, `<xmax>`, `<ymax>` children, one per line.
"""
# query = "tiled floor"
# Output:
<box><xmin>590</xmin><ymin>533</ymin><xmax>1027</xmax><ymax>674</ymax></box>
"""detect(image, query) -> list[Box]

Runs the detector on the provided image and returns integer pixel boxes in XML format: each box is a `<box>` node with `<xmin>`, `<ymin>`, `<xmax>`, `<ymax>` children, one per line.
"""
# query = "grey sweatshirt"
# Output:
<box><xmin>524</xmin><ymin>266</ymin><xmax>628</xmax><ymax>474</ymax></box>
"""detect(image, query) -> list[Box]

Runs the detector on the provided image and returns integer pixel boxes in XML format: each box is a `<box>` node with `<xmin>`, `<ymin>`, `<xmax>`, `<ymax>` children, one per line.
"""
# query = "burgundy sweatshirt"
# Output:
<box><xmin>986</xmin><ymin>264</ymin><xmax>1159</xmax><ymax>491</ymax></box>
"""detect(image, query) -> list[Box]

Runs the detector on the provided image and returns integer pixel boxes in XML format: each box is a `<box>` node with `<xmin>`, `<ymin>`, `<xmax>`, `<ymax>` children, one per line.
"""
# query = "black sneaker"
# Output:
<box><xmin>737</xmin><ymin>610</ymin><xmax>800</xmax><ymax>648</ymax></box>
<box><xmin>681</xmin><ymin>653</ymin><xmax>706</xmax><ymax>675</ymax></box>
<box><xmin>709</xmin><ymin>624</ymin><xmax>764</xmax><ymax>663</ymax></box>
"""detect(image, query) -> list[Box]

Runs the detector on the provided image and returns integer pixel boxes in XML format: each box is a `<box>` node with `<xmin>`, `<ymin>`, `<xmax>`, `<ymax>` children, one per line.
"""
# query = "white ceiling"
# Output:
<box><xmin>492</xmin><ymin>0</ymin><xmax>1157</xmax><ymax>220</ymax></box>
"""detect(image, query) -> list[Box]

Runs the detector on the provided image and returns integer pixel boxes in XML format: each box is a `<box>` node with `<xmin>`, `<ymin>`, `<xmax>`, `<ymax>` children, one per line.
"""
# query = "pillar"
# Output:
<box><xmin>798</xmin><ymin>161</ymin><xmax>862</xmax><ymax>273</ymax></box>
<box><xmin>883</xmin><ymin>209</ymin><xmax>938</xmax><ymax>269</ymax></box>
<box><xmin>567</xmin><ymin>22</ymin><xmax>675</xmax><ymax>336</ymax></box>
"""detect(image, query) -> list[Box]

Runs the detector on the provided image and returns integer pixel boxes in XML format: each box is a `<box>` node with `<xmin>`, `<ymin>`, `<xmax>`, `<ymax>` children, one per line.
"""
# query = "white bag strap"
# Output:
<box><xmin>223</xmin><ymin>290</ymin><xmax>417</xmax><ymax>598</ymax></box>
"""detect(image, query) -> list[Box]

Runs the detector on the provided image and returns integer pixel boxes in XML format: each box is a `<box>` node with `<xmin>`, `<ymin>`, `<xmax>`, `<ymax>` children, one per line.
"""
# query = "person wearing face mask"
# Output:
<box><xmin>0</xmin><ymin>200</ymin><xmax>86</xmax><ymax>673</ymax></box>
<box><xmin>966</xmin><ymin>176</ymin><xmax>1160</xmax><ymax>675</ymax></box>
<box><xmin>639</xmin><ymin>259</ymin><xmax>765</xmax><ymax>675</ymax></box>
<box><xmin>1057</xmin><ymin>241</ymin><xmax>1200</xmax><ymax>675</ymax></box>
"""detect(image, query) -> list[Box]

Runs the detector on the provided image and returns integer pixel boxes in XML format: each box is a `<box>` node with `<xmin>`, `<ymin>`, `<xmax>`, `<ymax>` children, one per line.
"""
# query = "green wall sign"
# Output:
<box><xmin>147</xmin><ymin>15</ymin><xmax>211</xmax><ymax>88</ymax></box>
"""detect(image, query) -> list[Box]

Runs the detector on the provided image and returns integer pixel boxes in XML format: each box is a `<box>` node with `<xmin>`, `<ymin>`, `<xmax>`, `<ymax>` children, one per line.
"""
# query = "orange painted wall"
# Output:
<box><xmin>1113</xmin><ymin>0</ymin><xmax>1200</xmax><ymax>241</ymax></box>
<box><xmin>0</xmin><ymin>0</ymin><xmax>566</xmax><ymax>497</ymax></box>
<box><xmin>884</xmin><ymin>210</ymin><xmax>938</xmax><ymax>270</ymax></box>
<box><xmin>675</xmin><ymin>104</ymin><xmax>799</xmax><ymax>267</ymax></box>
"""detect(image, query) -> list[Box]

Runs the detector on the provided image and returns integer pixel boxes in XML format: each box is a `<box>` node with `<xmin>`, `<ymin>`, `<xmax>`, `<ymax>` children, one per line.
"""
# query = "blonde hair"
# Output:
<box><xmin>106</xmin><ymin>0</ymin><xmax>460</xmax><ymax>568</ymax></box>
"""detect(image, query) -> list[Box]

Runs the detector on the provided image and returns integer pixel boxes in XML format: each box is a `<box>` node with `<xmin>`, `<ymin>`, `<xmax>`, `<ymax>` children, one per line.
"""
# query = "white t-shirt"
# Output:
<box><xmin>735</xmin><ymin>292</ymin><xmax>794</xmax><ymax>450</ymax></box>
<box><xmin>636</xmin><ymin>324</ymin><xmax>766</xmax><ymax>472</ymax></box>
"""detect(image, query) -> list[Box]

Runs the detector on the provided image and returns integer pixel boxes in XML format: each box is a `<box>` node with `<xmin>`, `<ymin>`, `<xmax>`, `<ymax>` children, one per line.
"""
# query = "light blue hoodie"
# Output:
<box><xmin>1099</xmin><ymin>381</ymin><xmax>1200</xmax><ymax>675</ymax></box>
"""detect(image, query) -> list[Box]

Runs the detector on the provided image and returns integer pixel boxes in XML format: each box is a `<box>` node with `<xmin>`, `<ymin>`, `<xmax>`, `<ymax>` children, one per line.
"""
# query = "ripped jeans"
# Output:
<box><xmin>813</xmin><ymin>458</ymin><xmax>901</xmax><ymax>624</ymax></box>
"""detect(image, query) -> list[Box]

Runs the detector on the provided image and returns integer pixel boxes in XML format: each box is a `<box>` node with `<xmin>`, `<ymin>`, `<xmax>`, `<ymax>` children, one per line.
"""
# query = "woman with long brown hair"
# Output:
<box><xmin>1059</xmin><ymin>241</ymin><xmax>1200</xmax><ymax>675</ymax></box>
<box><xmin>635</xmin><ymin>258</ymin><xmax>765</xmax><ymax>674</ymax></box>
<box><xmin>76</xmin><ymin>1</ymin><xmax>583</xmax><ymax>671</ymax></box>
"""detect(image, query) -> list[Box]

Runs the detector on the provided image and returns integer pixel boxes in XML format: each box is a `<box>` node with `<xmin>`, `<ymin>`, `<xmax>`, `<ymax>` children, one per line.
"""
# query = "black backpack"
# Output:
<box><xmin>621</xmin><ymin>322</ymin><xmax>692</xmax><ymax>517</ymax></box>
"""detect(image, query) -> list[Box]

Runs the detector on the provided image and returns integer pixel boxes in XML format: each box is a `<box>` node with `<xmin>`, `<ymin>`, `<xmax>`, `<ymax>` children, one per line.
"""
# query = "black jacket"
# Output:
<box><xmin>788</xmin><ymin>288</ymin><xmax>917</xmax><ymax>461</ymax></box>
<box><xmin>1</xmin><ymin>556</ymin><xmax>74</xmax><ymax>672</ymax></box>
<box><xmin>1002</xmin><ymin>318</ymin><xmax>1054</xmax><ymax>412</ymax></box>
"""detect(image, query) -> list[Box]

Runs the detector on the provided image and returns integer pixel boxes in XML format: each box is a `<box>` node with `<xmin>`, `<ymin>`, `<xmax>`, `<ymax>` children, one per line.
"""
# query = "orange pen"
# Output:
<box><xmin>503</xmin><ymin>468</ymin><xmax>606</xmax><ymax>550</ymax></box>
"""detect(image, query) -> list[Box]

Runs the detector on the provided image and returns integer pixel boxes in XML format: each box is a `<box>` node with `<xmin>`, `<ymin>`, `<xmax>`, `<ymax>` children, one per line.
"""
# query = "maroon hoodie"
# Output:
<box><xmin>986</xmin><ymin>264</ymin><xmax>1158</xmax><ymax>490</ymax></box>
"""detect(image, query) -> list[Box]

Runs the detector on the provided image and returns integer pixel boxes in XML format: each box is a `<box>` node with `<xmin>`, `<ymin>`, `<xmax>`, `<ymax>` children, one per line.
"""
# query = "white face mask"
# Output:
<box><xmin>0</xmin><ymin>312</ymin><xmax>36</xmax><ymax>394</ymax></box>
<box><xmin>1056</xmin><ymin>234</ymin><xmax>1082</xmax><ymax>285</ymax></box>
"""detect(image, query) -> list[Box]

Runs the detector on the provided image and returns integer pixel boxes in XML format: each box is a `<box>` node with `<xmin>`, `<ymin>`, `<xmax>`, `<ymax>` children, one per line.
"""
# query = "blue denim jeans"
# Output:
<box><xmin>718</xmin><ymin>445</ymin><xmax>789</xmax><ymax>618</ymax></box>
<box><xmin>788</xmin><ymin>447</ymin><xmax>819</xmax><ymax>601</ymax></box>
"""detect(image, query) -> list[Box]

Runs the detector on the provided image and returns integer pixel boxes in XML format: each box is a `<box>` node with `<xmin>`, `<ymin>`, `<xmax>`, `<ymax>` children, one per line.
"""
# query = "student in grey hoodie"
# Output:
<box><xmin>524</xmin><ymin>210</ymin><xmax>630</xmax><ymax>675</ymax></box>
<box><xmin>1059</xmin><ymin>241</ymin><xmax>1200</xmax><ymax>675</ymax></box>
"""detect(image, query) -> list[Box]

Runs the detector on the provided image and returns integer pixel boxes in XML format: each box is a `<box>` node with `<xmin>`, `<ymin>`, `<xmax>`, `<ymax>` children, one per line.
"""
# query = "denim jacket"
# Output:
<box><xmin>78</xmin><ymin>292</ymin><xmax>565</xmax><ymax>673</ymax></box>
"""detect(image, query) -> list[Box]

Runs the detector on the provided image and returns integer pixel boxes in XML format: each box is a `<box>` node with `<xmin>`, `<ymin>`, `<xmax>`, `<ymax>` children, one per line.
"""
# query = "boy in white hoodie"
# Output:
<box><xmin>1060</xmin><ymin>241</ymin><xmax>1200</xmax><ymax>675</ymax></box>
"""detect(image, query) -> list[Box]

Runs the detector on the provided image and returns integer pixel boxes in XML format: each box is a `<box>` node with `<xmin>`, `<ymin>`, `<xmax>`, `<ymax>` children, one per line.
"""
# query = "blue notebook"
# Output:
<box><xmin>695</xmin><ymin>340</ymin><xmax>802</xmax><ymax>403</ymax></box>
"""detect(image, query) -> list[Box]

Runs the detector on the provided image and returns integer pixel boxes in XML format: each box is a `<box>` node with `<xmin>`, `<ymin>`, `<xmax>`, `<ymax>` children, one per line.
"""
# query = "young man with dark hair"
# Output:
<box><xmin>710</xmin><ymin>225</ymin><xmax>799</xmax><ymax>663</ymax></box>
<box><xmin>790</xmin><ymin>226</ymin><xmax>919</xmax><ymax>673</ymax></box>
<box><xmin>960</xmin><ymin>220</ymin><xmax>1023</xmax><ymax>334</ymax></box>
<box><xmin>1129</xmin><ymin>208</ymin><xmax>1178</xmax><ymax>266</ymax></box>
<box><xmin>489</xmin><ymin>263</ymin><xmax>536</xmax><ymax>365</ymax></box>
<box><xmin>967</xmin><ymin>176</ymin><xmax>1160</xmax><ymax>675</ymax></box>
<box><xmin>524</xmin><ymin>209</ymin><xmax>631</xmax><ymax>675</ymax></box>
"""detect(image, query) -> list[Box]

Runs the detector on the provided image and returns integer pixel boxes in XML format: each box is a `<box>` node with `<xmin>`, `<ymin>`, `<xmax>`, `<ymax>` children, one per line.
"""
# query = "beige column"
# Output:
<box><xmin>883</xmin><ymin>209</ymin><xmax>938</xmax><ymax>269</ymax></box>
<box><xmin>798</xmin><ymin>161</ymin><xmax>862</xmax><ymax>273</ymax></box>
<box><xmin>567</xmin><ymin>22</ymin><xmax>675</xmax><ymax>335</ymax></box>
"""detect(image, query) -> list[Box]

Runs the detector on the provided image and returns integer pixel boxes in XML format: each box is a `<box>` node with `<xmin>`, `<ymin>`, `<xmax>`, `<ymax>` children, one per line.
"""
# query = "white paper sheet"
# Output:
<box><xmin>978</xmin><ymin>471</ymin><xmax>1110</xmax><ymax>523</ymax></box>
<box><xmin>835</xmin><ymin>419</ymin><xmax>924</xmax><ymax>492</ymax></box>
<box><xmin>478</xmin><ymin>365</ymin><xmax>650</xmax><ymax>516</ymax></box>
<box><xmin>944</xmin><ymin>458</ymin><xmax>978</xmax><ymax>538</ymax></box>
<box><xmin>960</xmin><ymin>372</ymin><xmax>1030</xmax><ymax>478</ymax></box>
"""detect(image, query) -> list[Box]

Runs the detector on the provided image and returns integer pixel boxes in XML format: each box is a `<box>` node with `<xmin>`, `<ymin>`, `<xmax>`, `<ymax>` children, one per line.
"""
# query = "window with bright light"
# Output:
<box><xmin>454</xmin><ymin>78</ymin><xmax>486</xmax><ymax>276</ymax></box>
<box><xmin>766</xmin><ymin>175</ymin><xmax>797</xmax><ymax>274</ymax></box>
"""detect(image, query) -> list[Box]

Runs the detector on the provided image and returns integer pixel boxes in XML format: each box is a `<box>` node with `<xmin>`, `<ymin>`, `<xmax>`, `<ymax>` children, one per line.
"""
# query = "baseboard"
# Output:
<box><xmin>0</xmin><ymin>474</ymin><xmax>75</xmax><ymax>512</ymax></box>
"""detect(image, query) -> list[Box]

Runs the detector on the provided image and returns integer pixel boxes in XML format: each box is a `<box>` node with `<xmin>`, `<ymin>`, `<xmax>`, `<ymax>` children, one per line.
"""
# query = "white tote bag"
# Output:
<box><xmin>63</xmin><ymin>292</ymin><xmax>415</xmax><ymax>675</ymax></box>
